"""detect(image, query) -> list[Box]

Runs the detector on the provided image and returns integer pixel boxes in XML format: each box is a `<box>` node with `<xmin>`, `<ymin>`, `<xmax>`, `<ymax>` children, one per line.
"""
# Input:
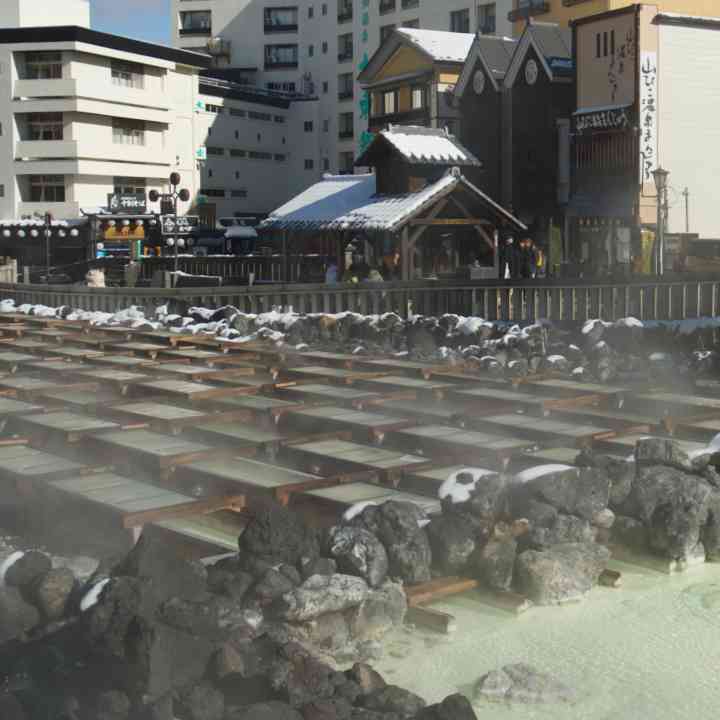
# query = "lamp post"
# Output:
<box><xmin>652</xmin><ymin>167</ymin><xmax>670</xmax><ymax>276</ymax></box>
<box><xmin>149</xmin><ymin>172</ymin><xmax>190</xmax><ymax>273</ymax></box>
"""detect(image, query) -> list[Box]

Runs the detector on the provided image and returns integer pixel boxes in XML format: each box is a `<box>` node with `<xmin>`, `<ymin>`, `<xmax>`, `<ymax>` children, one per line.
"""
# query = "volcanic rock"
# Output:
<box><xmin>300</xmin><ymin>697</ymin><xmax>353</xmax><ymax>720</ymax></box>
<box><xmin>176</xmin><ymin>682</ymin><xmax>225</xmax><ymax>720</ymax></box>
<box><xmin>301</xmin><ymin>557</ymin><xmax>338</xmax><ymax>580</ymax></box>
<box><xmin>254</xmin><ymin>568</ymin><xmax>299</xmax><ymax>603</ymax></box>
<box><xmin>362</xmin><ymin>685</ymin><xmax>426</xmax><ymax>716</ymax></box>
<box><xmin>474</xmin><ymin>663</ymin><xmax>576</xmax><ymax>704</ymax></box>
<box><xmin>415</xmin><ymin>693</ymin><xmax>478</xmax><ymax>720</ymax></box>
<box><xmin>0</xmin><ymin>694</ymin><xmax>28</xmax><ymax>720</ymax></box>
<box><xmin>228</xmin><ymin>702</ymin><xmax>303</xmax><ymax>720</ymax></box>
<box><xmin>514</xmin><ymin>542</ymin><xmax>610</xmax><ymax>605</ymax></box>
<box><xmin>611</xmin><ymin>515</ymin><xmax>649</xmax><ymax>549</ymax></box>
<box><xmin>239</xmin><ymin>505</ymin><xmax>319</xmax><ymax>572</ymax></box>
<box><xmin>206</xmin><ymin>565</ymin><xmax>254</xmax><ymax>602</ymax></box>
<box><xmin>475</xmin><ymin>536</ymin><xmax>517</xmax><ymax>591</ymax></box>
<box><xmin>112</xmin><ymin>533</ymin><xmax>207</xmax><ymax>604</ymax></box>
<box><xmin>426</xmin><ymin>516</ymin><xmax>476</xmax><ymax>574</ymax></box>
<box><xmin>347</xmin><ymin>581</ymin><xmax>406</xmax><ymax>641</ymax></box>
<box><xmin>96</xmin><ymin>690</ymin><xmax>131</xmax><ymax>720</ymax></box>
<box><xmin>276</xmin><ymin>574</ymin><xmax>370</xmax><ymax>622</ymax></box>
<box><xmin>526</xmin><ymin>513</ymin><xmax>595</xmax><ymax>548</ymax></box>
<box><xmin>346</xmin><ymin>663</ymin><xmax>386</xmax><ymax>696</ymax></box>
<box><xmin>0</xmin><ymin>586</ymin><xmax>40</xmax><ymax>642</ymax></box>
<box><xmin>4</xmin><ymin>551</ymin><xmax>52</xmax><ymax>590</ymax></box>
<box><xmin>634</xmin><ymin>438</ymin><xmax>694</xmax><ymax>473</ymax></box>
<box><xmin>440</xmin><ymin>471</ymin><xmax>507</xmax><ymax>540</ymax></box>
<box><xmin>29</xmin><ymin>567</ymin><xmax>75</xmax><ymax>621</ymax></box>
<box><xmin>327</xmin><ymin>526</ymin><xmax>389</xmax><ymax>588</ymax></box>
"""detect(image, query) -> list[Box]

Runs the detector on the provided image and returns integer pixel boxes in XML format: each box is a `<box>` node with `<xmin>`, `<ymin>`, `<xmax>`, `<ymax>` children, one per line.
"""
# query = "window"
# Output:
<box><xmin>338</xmin><ymin>151</ymin><xmax>354</xmax><ymax>174</ymax></box>
<box><xmin>401</xmin><ymin>0</ymin><xmax>419</xmax><ymax>8</ymax></box>
<box><xmin>111</xmin><ymin>60</ymin><xmax>144</xmax><ymax>89</ymax></box>
<box><xmin>338</xmin><ymin>0</ymin><xmax>353</xmax><ymax>23</ymax></box>
<box><xmin>274</xmin><ymin>115</ymin><xmax>285</xmax><ymax>123</ymax></box>
<box><xmin>24</xmin><ymin>52</ymin><xmax>62</xmax><ymax>80</ymax></box>
<box><xmin>230</xmin><ymin>149</ymin><xmax>247</xmax><ymax>158</ymax></box>
<box><xmin>208</xmin><ymin>169</ymin><xmax>213</xmax><ymax>177</ymax></box>
<box><xmin>274</xmin><ymin>153</ymin><xmax>287</xmax><ymax>162</ymax></box>
<box><xmin>309</xmin><ymin>45</ymin><xmax>314</xmax><ymax>58</ymax></box>
<box><xmin>235</xmin><ymin>130</ymin><xmax>239</xmax><ymax>139</ymax></box>
<box><xmin>339</xmin><ymin>111</ymin><xmax>354</xmax><ymax>139</ymax></box>
<box><xmin>402</xmin><ymin>18</ymin><xmax>419</xmax><ymax>28</ymax></box>
<box><xmin>323</xmin><ymin>158</ymin><xmax>330</xmax><ymax>170</ymax></box>
<box><xmin>264</xmin><ymin>7</ymin><xmax>299</xmax><ymax>32</ymax></box>
<box><xmin>383</xmin><ymin>90</ymin><xmax>397</xmax><ymax>115</ymax></box>
<box><xmin>205</xmin><ymin>104</ymin><xmax>224</xmax><ymax>114</ymax></box>
<box><xmin>322</xmin><ymin>41</ymin><xmax>328</xmax><ymax>54</ymax></box>
<box><xmin>0</xmin><ymin>185</ymin><xmax>4</xmax><ymax>199</ymax></box>
<box><xmin>379</xmin><ymin>0</ymin><xmax>396</xmax><ymax>15</ymax></box>
<box><xmin>323</xmin><ymin>119</ymin><xmax>330</xmax><ymax>132</ymax></box>
<box><xmin>380</xmin><ymin>24</ymin><xmax>395</xmax><ymax>44</ymax></box>
<box><xmin>230</xmin><ymin>108</ymin><xmax>246</xmax><ymax>117</ymax></box>
<box><xmin>249</xmin><ymin>151</ymin><xmax>272</xmax><ymax>160</ymax></box>
<box><xmin>309</xmin><ymin>5</ymin><xmax>314</xmax><ymax>17</ymax></box>
<box><xmin>338</xmin><ymin>33</ymin><xmax>353</xmax><ymax>62</ymax></box>
<box><xmin>29</xmin><ymin>175</ymin><xmax>65</xmax><ymax>203</ymax></box>
<box><xmin>478</xmin><ymin>3</ymin><xmax>496</xmax><ymax>34</ymax></box>
<box><xmin>603</xmin><ymin>31</ymin><xmax>608</xmax><ymax>57</ymax></box>
<box><xmin>200</xmin><ymin>188</ymin><xmax>225</xmax><ymax>197</ymax></box>
<box><xmin>27</xmin><ymin>113</ymin><xmax>63</xmax><ymax>141</ymax></box>
<box><xmin>610</xmin><ymin>29</ymin><xmax>615</xmax><ymax>55</ymax></box>
<box><xmin>450</xmin><ymin>9</ymin><xmax>470</xmax><ymax>33</ymax></box>
<box><xmin>338</xmin><ymin>72</ymin><xmax>354</xmax><ymax>100</ymax></box>
<box><xmin>112</xmin><ymin>118</ymin><xmax>145</xmax><ymax>146</ymax></box>
<box><xmin>179</xmin><ymin>10</ymin><xmax>211</xmax><ymax>35</ymax></box>
<box><xmin>304</xmin><ymin>159</ymin><xmax>315</xmax><ymax>170</ymax></box>
<box><xmin>304</xmin><ymin>121</ymin><xmax>314</xmax><ymax>132</ymax></box>
<box><xmin>206</xmin><ymin>146</ymin><xmax>224</xmax><ymax>156</ymax></box>
<box><xmin>231</xmin><ymin>189</ymin><xmax>248</xmax><ymax>198</ymax></box>
<box><xmin>323</xmin><ymin>81</ymin><xmax>329</xmax><ymax>94</ymax></box>
<box><xmin>596</xmin><ymin>33</ymin><xmax>601</xmax><ymax>58</ymax></box>
<box><xmin>411</xmin><ymin>85</ymin><xmax>425</xmax><ymax>109</ymax></box>
<box><xmin>113</xmin><ymin>177</ymin><xmax>145</xmax><ymax>196</ymax></box>
<box><xmin>264</xmin><ymin>44</ymin><xmax>299</xmax><ymax>68</ymax></box>
<box><xmin>322</xmin><ymin>3</ymin><xmax>327</xmax><ymax>15</ymax></box>
<box><xmin>248</xmin><ymin>111</ymin><xmax>272</xmax><ymax>121</ymax></box>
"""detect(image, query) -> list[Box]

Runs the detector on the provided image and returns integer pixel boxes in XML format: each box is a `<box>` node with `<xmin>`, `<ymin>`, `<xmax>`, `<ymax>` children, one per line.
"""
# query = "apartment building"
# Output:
<box><xmin>508</xmin><ymin>0</ymin><xmax>720</xmax><ymax>34</ymax></box>
<box><xmin>171</xmin><ymin>0</ymin><xmax>513</xmax><ymax>175</ymax></box>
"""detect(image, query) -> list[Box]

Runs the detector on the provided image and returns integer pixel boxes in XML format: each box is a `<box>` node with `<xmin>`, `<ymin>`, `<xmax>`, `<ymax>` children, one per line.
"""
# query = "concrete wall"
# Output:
<box><xmin>658</xmin><ymin>22</ymin><xmax>720</xmax><ymax>237</ymax></box>
<box><xmin>0</xmin><ymin>0</ymin><xmax>90</xmax><ymax>28</ymax></box>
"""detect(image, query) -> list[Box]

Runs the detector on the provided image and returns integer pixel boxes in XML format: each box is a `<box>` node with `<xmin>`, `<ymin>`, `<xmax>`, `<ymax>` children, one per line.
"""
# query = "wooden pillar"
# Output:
<box><xmin>401</xmin><ymin>226</ymin><xmax>410</xmax><ymax>281</ymax></box>
<box><xmin>281</xmin><ymin>231</ymin><xmax>288</xmax><ymax>283</ymax></box>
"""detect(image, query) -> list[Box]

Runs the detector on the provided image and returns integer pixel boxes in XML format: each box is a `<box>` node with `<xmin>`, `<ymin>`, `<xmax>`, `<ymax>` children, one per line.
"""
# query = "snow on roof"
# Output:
<box><xmin>655</xmin><ymin>12</ymin><xmax>720</xmax><ymax>27</ymax></box>
<box><xmin>396</xmin><ymin>27</ymin><xmax>475</xmax><ymax>63</ymax></box>
<box><xmin>361</xmin><ymin>125</ymin><xmax>481</xmax><ymax>167</ymax></box>
<box><xmin>261</xmin><ymin>168</ymin><xmax>527</xmax><ymax>234</ymax></box>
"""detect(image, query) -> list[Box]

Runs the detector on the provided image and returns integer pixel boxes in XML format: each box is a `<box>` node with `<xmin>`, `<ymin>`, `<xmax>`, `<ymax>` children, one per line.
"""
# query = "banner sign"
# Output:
<box><xmin>574</xmin><ymin>106</ymin><xmax>632</xmax><ymax>133</ymax></box>
<box><xmin>107</xmin><ymin>193</ymin><xmax>146</xmax><ymax>212</ymax></box>
<box><xmin>161</xmin><ymin>215</ymin><xmax>199</xmax><ymax>236</ymax></box>
<box><xmin>639</xmin><ymin>51</ymin><xmax>658</xmax><ymax>183</ymax></box>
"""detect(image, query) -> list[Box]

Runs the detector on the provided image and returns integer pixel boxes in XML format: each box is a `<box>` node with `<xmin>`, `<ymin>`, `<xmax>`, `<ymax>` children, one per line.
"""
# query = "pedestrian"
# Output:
<box><xmin>325</xmin><ymin>257</ymin><xmax>338</xmax><ymax>284</ymax></box>
<box><xmin>518</xmin><ymin>238</ymin><xmax>536</xmax><ymax>279</ymax></box>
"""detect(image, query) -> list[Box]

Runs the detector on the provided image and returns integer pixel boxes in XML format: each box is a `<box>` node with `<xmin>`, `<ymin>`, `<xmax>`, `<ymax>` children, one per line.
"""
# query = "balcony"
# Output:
<box><xmin>16</xmin><ymin>140</ymin><xmax>78</xmax><ymax>159</ymax></box>
<box><xmin>338</xmin><ymin>51</ymin><xmax>353</xmax><ymax>63</ymax></box>
<box><xmin>339</xmin><ymin>129</ymin><xmax>355</xmax><ymax>139</ymax></box>
<box><xmin>401</xmin><ymin>0</ymin><xmax>419</xmax><ymax>9</ymax></box>
<box><xmin>16</xmin><ymin>139</ymin><xmax>168</xmax><ymax>166</ymax></box>
<box><xmin>17</xmin><ymin>201</ymin><xmax>80</xmax><ymax>218</ymax></box>
<box><xmin>264</xmin><ymin>23</ymin><xmax>298</xmax><ymax>33</ymax></box>
<box><xmin>179</xmin><ymin>26</ymin><xmax>212</xmax><ymax>36</ymax></box>
<box><xmin>338</xmin><ymin>10</ymin><xmax>353</xmax><ymax>23</ymax></box>
<box><xmin>379</xmin><ymin>0</ymin><xmax>396</xmax><ymax>15</ymax></box>
<box><xmin>508</xmin><ymin>2</ymin><xmax>550</xmax><ymax>21</ymax></box>
<box><xmin>264</xmin><ymin>59</ymin><xmax>299</xmax><ymax>69</ymax></box>
<box><xmin>338</xmin><ymin>89</ymin><xmax>354</xmax><ymax>100</ymax></box>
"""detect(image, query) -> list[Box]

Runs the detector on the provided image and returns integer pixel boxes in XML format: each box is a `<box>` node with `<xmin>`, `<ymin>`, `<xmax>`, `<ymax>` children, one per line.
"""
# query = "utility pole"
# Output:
<box><xmin>683</xmin><ymin>187</ymin><xmax>690</xmax><ymax>233</ymax></box>
<box><xmin>44</xmin><ymin>212</ymin><xmax>52</xmax><ymax>284</ymax></box>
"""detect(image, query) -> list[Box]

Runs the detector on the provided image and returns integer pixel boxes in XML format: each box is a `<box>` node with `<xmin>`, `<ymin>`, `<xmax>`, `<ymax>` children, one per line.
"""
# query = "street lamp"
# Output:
<box><xmin>652</xmin><ymin>167</ymin><xmax>670</xmax><ymax>276</ymax></box>
<box><xmin>149</xmin><ymin>173</ymin><xmax>191</xmax><ymax>273</ymax></box>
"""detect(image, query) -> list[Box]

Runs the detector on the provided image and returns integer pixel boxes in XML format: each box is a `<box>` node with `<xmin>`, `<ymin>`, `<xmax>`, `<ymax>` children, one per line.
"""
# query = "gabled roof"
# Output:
<box><xmin>260</xmin><ymin>169</ymin><xmax>526</xmax><ymax>234</ymax></box>
<box><xmin>359</xmin><ymin>28</ymin><xmax>474</xmax><ymax>85</ymax></box>
<box><xmin>455</xmin><ymin>34</ymin><xmax>517</xmax><ymax>97</ymax></box>
<box><xmin>504</xmin><ymin>21</ymin><xmax>572</xmax><ymax>88</ymax></box>
<box><xmin>354</xmin><ymin>125</ymin><xmax>481</xmax><ymax>168</ymax></box>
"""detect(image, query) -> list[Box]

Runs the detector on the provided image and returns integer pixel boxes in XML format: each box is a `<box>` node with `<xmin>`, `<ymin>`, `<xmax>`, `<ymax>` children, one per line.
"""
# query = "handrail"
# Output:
<box><xmin>1</xmin><ymin>276</ymin><xmax>718</xmax><ymax>323</ymax></box>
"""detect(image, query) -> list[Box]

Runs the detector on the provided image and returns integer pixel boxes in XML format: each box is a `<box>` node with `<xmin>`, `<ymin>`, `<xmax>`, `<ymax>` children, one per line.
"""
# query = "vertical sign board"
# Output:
<box><xmin>639</xmin><ymin>51</ymin><xmax>658</xmax><ymax>184</ymax></box>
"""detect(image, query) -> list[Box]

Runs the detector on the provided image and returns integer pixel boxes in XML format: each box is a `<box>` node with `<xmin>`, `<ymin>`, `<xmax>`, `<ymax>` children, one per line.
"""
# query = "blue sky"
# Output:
<box><xmin>90</xmin><ymin>0</ymin><xmax>171</xmax><ymax>45</ymax></box>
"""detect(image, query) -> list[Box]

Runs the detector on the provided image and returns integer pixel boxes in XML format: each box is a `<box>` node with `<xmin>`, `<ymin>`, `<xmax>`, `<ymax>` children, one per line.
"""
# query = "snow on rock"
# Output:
<box><xmin>439</xmin><ymin>467</ymin><xmax>497</xmax><ymax>504</ymax></box>
<box><xmin>80</xmin><ymin>577</ymin><xmax>111</xmax><ymax>612</ymax></box>
<box><xmin>514</xmin><ymin>464</ymin><xmax>576</xmax><ymax>484</ymax></box>
<box><xmin>615</xmin><ymin>316</ymin><xmax>643</xmax><ymax>328</ymax></box>
<box><xmin>0</xmin><ymin>299</ymin><xmax>15</xmax><ymax>313</ymax></box>
<box><xmin>0</xmin><ymin>550</ymin><xmax>24</xmax><ymax>586</ymax></box>
<box><xmin>343</xmin><ymin>500</ymin><xmax>378</xmax><ymax>522</ymax></box>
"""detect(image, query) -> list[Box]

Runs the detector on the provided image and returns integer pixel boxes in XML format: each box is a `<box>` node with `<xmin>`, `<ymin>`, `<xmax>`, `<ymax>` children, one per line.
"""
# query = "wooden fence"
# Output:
<box><xmin>2</xmin><ymin>276</ymin><xmax>720</xmax><ymax>323</ymax></box>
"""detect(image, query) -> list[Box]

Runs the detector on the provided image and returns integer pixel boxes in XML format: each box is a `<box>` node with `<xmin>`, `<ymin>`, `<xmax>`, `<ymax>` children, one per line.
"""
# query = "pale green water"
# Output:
<box><xmin>375</xmin><ymin>560</ymin><xmax>720</xmax><ymax>719</ymax></box>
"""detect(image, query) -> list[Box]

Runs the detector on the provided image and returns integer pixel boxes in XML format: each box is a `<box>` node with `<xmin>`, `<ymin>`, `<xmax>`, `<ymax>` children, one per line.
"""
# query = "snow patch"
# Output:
<box><xmin>343</xmin><ymin>500</ymin><xmax>378</xmax><ymax>522</ymax></box>
<box><xmin>515</xmin><ymin>464</ymin><xmax>576</xmax><ymax>483</ymax></box>
<box><xmin>0</xmin><ymin>551</ymin><xmax>24</xmax><ymax>586</ymax></box>
<box><xmin>438</xmin><ymin>467</ymin><xmax>497</xmax><ymax>504</ymax></box>
<box><xmin>80</xmin><ymin>578</ymin><xmax>111</xmax><ymax>612</ymax></box>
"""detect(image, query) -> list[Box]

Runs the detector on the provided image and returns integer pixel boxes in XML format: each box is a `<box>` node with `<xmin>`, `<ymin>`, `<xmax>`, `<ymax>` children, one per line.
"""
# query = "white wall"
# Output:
<box><xmin>658</xmin><ymin>23</ymin><xmax>720</xmax><ymax>237</ymax></box>
<box><xmin>0</xmin><ymin>0</ymin><xmax>91</xmax><ymax>28</ymax></box>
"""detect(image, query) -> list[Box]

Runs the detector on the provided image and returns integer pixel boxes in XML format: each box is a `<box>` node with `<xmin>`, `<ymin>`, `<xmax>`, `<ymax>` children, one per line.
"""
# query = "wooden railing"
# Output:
<box><xmin>2</xmin><ymin>276</ymin><xmax>720</xmax><ymax>323</ymax></box>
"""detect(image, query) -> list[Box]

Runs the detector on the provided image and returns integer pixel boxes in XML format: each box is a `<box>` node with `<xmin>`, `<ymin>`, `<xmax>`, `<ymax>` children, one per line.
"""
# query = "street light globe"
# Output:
<box><xmin>44</xmin><ymin>230</ymin><xmax>51</xmax><ymax>238</ymax></box>
<box><xmin>58</xmin><ymin>230</ymin><xmax>66</xmax><ymax>238</ymax></box>
<box><xmin>149</xmin><ymin>218</ymin><xmax>157</xmax><ymax>226</ymax></box>
<box><xmin>17</xmin><ymin>230</ymin><xmax>25</xmax><ymax>238</ymax></box>
<box><xmin>30</xmin><ymin>229</ymin><xmax>38</xmax><ymax>238</ymax></box>
<box><xmin>177</xmin><ymin>238</ymin><xmax>186</xmax><ymax>249</ymax></box>
<box><xmin>2</xmin><ymin>230</ymin><xmax>9</xmax><ymax>238</ymax></box>
<box><xmin>122</xmin><ymin>219</ymin><xmax>130</xmax><ymax>227</ymax></box>
<box><xmin>97</xmin><ymin>243</ymin><xmax>104</xmax><ymax>251</ymax></box>
<box><xmin>166</xmin><ymin>237</ymin><xmax>175</xmax><ymax>247</ymax></box>
<box><xmin>108</xmin><ymin>219</ymin><xmax>116</xmax><ymax>227</ymax></box>
<box><xmin>70</xmin><ymin>229</ymin><xmax>79</xmax><ymax>238</ymax></box>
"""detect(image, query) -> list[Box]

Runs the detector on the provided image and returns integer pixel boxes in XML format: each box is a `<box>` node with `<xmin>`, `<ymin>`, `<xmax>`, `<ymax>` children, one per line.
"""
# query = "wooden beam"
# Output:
<box><xmin>406</xmin><ymin>606</ymin><xmax>456</xmax><ymax>634</ymax></box>
<box><xmin>408</xmin><ymin>197</ymin><xmax>450</xmax><ymax>246</ymax></box>
<box><xmin>405</xmin><ymin>576</ymin><xmax>479</xmax><ymax>606</ymax></box>
<box><xmin>122</xmin><ymin>494</ymin><xmax>246</xmax><ymax>529</ymax></box>
<box><xmin>410</xmin><ymin>218</ymin><xmax>487</xmax><ymax>227</ymax></box>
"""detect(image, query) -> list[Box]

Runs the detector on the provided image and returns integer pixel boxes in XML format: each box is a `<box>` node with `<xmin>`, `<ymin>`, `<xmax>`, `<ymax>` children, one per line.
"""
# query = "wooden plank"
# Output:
<box><xmin>12</xmin><ymin>411</ymin><xmax>120</xmax><ymax>443</ymax></box>
<box><xmin>131</xmin><ymin>378</ymin><xmax>258</xmax><ymax>401</ymax></box>
<box><xmin>36</xmin><ymin>388</ymin><xmax>120</xmax><ymax>413</ymax></box>
<box><xmin>0</xmin><ymin>397</ymin><xmax>44</xmax><ymax>417</ymax></box>
<box><xmin>0</xmin><ymin>445</ymin><xmax>86</xmax><ymax>480</ymax></box>
<box><xmin>111</xmin><ymin>342</ymin><xmax>183</xmax><ymax>359</ymax></box>
<box><xmin>121</xmin><ymin>494</ymin><xmax>246</xmax><ymax>529</ymax></box>
<box><xmin>89</xmin><ymin>354</ymin><xmax>159</xmax><ymax>369</ymax></box>
<box><xmin>24</xmin><ymin>360</ymin><xmax>89</xmax><ymax>376</ymax></box>
<box><xmin>283</xmin><ymin>366</ymin><xmax>388</xmax><ymax>385</ymax></box>
<box><xmin>360</xmin><ymin>375</ymin><xmax>456</xmax><ymax>399</ymax></box>
<box><xmin>405</xmin><ymin>606</ymin><xmax>456</xmax><ymax>634</ymax></box>
<box><xmin>0</xmin><ymin>352</ymin><xmax>40</xmax><ymax>372</ymax></box>
<box><xmin>43</xmin><ymin>346</ymin><xmax>105</xmax><ymax>360</ymax></box>
<box><xmin>279</xmin><ymin>383</ymin><xmax>382</xmax><ymax>408</ymax></box>
<box><xmin>405</xmin><ymin>577</ymin><xmax>480</xmax><ymax>606</ymax></box>
<box><xmin>73</xmin><ymin>369</ymin><xmax>150</xmax><ymax>393</ymax></box>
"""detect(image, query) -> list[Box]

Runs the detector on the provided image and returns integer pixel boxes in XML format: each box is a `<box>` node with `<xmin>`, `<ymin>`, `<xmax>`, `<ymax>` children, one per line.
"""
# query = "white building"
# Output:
<box><xmin>0</xmin><ymin>0</ymin><xmax>320</xmax><ymax>224</ymax></box>
<box><xmin>171</xmin><ymin>0</ymin><xmax>512</xmax><ymax>175</ymax></box>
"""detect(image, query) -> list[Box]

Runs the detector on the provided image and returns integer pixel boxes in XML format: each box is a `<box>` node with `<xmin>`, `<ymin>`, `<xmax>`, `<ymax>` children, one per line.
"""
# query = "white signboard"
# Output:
<box><xmin>161</xmin><ymin>215</ymin><xmax>199</xmax><ymax>236</ymax></box>
<box><xmin>639</xmin><ymin>51</ymin><xmax>658</xmax><ymax>184</ymax></box>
